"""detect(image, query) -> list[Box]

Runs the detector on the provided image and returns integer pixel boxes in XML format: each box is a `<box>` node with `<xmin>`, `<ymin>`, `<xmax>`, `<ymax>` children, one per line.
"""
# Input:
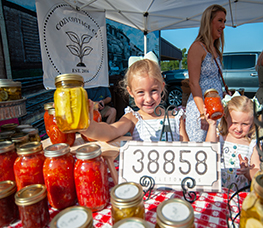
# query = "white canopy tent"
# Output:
<box><xmin>64</xmin><ymin>0</ymin><xmax>263</xmax><ymax>54</ymax></box>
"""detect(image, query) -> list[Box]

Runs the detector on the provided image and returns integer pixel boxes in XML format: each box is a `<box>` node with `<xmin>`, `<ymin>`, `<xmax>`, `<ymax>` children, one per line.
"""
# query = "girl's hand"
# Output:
<box><xmin>237</xmin><ymin>154</ymin><xmax>255</xmax><ymax>181</ymax></box>
<box><xmin>203</xmin><ymin>107</ymin><xmax>216</xmax><ymax>126</ymax></box>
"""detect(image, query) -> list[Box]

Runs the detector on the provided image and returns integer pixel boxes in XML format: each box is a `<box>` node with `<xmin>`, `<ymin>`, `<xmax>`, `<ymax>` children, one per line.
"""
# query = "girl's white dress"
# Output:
<box><xmin>124</xmin><ymin>106</ymin><xmax>185</xmax><ymax>142</ymax></box>
<box><xmin>220</xmin><ymin>135</ymin><xmax>256</xmax><ymax>190</ymax></box>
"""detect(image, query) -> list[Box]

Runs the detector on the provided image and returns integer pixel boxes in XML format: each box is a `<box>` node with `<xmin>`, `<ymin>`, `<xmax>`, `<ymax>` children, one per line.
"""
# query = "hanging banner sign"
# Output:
<box><xmin>35</xmin><ymin>0</ymin><xmax>108</xmax><ymax>89</ymax></box>
<box><xmin>119</xmin><ymin>141</ymin><xmax>222</xmax><ymax>192</ymax></box>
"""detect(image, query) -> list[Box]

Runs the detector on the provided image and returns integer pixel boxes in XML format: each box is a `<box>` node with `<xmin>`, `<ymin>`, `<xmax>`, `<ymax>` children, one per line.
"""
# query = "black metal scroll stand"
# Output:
<box><xmin>140</xmin><ymin>176</ymin><xmax>155</xmax><ymax>201</ymax></box>
<box><xmin>181</xmin><ymin>177</ymin><xmax>197</xmax><ymax>203</ymax></box>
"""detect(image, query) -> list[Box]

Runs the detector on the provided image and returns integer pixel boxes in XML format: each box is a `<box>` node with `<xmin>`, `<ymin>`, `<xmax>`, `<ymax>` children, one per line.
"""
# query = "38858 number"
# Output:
<box><xmin>132</xmin><ymin>149</ymin><xmax>207</xmax><ymax>175</ymax></box>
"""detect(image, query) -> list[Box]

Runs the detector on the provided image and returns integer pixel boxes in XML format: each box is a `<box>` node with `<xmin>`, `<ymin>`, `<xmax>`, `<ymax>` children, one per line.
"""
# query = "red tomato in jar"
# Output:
<box><xmin>49</xmin><ymin>125</ymin><xmax>76</xmax><ymax>146</ymax></box>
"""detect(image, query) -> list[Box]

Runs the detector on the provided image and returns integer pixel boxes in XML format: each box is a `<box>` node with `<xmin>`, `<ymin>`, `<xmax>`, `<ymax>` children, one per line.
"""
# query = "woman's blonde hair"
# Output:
<box><xmin>195</xmin><ymin>4</ymin><xmax>226</xmax><ymax>62</ymax></box>
<box><xmin>119</xmin><ymin>59</ymin><xmax>166</xmax><ymax>98</ymax></box>
<box><xmin>219</xmin><ymin>96</ymin><xmax>255</xmax><ymax>138</ymax></box>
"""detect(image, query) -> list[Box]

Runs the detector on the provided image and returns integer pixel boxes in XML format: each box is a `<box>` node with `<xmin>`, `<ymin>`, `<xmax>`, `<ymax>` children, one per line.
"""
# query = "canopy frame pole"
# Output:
<box><xmin>228</xmin><ymin>0</ymin><xmax>236</xmax><ymax>27</ymax></box>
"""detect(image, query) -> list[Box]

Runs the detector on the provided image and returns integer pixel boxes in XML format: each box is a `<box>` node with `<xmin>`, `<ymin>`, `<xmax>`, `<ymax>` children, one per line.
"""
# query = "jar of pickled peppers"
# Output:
<box><xmin>111</xmin><ymin>182</ymin><xmax>145</xmax><ymax>224</ymax></box>
<box><xmin>43</xmin><ymin>102</ymin><xmax>54</xmax><ymax>136</ymax></box>
<box><xmin>0</xmin><ymin>180</ymin><xmax>19</xmax><ymax>227</ymax></box>
<box><xmin>240</xmin><ymin>174</ymin><xmax>263</xmax><ymax>227</ymax></box>
<box><xmin>14</xmin><ymin>141</ymin><xmax>45</xmax><ymax>191</ymax></box>
<box><xmin>22</xmin><ymin>127</ymin><xmax>41</xmax><ymax>142</ymax></box>
<box><xmin>155</xmin><ymin>198</ymin><xmax>195</xmax><ymax>228</ymax></box>
<box><xmin>54</xmin><ymin>74</ymin><xmax>90</xmax><ymax>133</ymax></box>
<box><xmin>0</xmin><ymin>141</ymin><xmax>17</xmax><ymax>182</ymax></box>
<box><xmin>0</xmin><ymin>131</ymin><xmax>15</xmax><ymax>142</ymax></box>
<box><xmin>11</xmin><ymin>132</ymin><xmax>29</xmax><ymax>148</ymax></box>
<box><xmin>50</xmin><ymin>206</ymin><xmax>93</xmax><ymax>228</ymax></box>
<box><xmin>204</xmin><ymin>89</ymin><xmax>224</xmax><ymax>120</ymax></box>
<box><xmin>43</xmin><ymin>143</ymin><xmax>77</xmax><ymax>209</ymax></box>
<box><xmin>15</xmin><ymin>184</ymin><xmax>50</xmax><ymax>228</ymax></box>
<box><xmin>0</xmin><ymin>79</ymin><xmax>21</xmax><ymax>101</ymax></box>
<box><xmin>74</xmin><ymin>144</ymin><xmax>109</xmax><ymax>212</ymax></box>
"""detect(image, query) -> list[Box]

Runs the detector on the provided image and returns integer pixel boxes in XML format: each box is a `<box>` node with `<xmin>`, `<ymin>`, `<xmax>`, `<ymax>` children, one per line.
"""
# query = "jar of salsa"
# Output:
<box><xmin>54</xmin><ymin>74</ymin><xmax>90</xmax><ymax>133</ymax></box>
<box><xmin>204</xmin><ymin>89</ymin><xmax>224</xmax><ymax>120</ymax></box>
<box><xmin>74</xmin><ymin>144</ymin><xmax>109</xmax><ymax>212</ymax></box>
<box><xmin>22</xmin><ymin>128</ymin><xmax>41</xmax><ymax>142</ymax></box>
<box><xmin>43</xmin><ymin>143</ymin><xmax>77</xmax><ymax>209</ymax></box>
<box><xmin>0</xmin><ymin>180</ymin><xmax>19</xmax><ymax>227</ymax></box>
<box><xmin>0</xmin><ymin>141</ymin><xmax>17</xmax><ymax>182</ymax></box>
<box><xmin>14</xmin><ymin>141</ymin><xmax>45</xmax><ymax>191</ymax></box>
<box><xmin>44</xmin><ymin>102</ymin><xmax>54</xmax><ymax>136</ymax></box>
<box><xmin>155</xmin><ymin>198</ymin><xmax>195</xmax><ymax>228</ymax></box>
<box><xmin>47</xmin><ymin>108</ymin><xmax>76</xmax><ymax>146</ymax></box>
<box><xmin>111</xmin><ymin>182</ymin><xmax>145</xmax><ymax>224</ymax></box>
<box><xmin>50</xmin><ymin>206</ymin><xmax>93</xmax><ymax>228</ymax></box>
<box><xmin>11</xmin><ymin>132</ymin><xmax>29</xmax><ymax>148</ymax></box>
<box><xmin>15</xmin><ymin>184</ymin><xmax>50</xmax><ymax>228</ymax></box>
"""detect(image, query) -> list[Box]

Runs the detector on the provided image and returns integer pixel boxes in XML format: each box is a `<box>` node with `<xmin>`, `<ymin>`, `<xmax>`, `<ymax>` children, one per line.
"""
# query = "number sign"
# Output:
<box><xmin>119</xmin><ymin>141</ymin><xmax>221</xmax><ymax>192</ymax></box>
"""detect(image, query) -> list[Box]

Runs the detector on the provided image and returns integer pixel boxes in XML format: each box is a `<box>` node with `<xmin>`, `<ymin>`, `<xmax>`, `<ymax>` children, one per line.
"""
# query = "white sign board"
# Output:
<box><xmin>119</xmin><ymin>141</ymin><xmax>221</xmax><ymax>192</ymax></box>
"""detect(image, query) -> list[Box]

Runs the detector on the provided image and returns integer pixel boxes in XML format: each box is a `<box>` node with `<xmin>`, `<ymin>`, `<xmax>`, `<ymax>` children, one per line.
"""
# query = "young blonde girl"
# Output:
<box><xmin>81</xmin><ymin>58</ymin><xmax>189</xmax><ymax>142</ymax></box>
<box><xmin>206</xmin><ymin>96</ymin><xmax>260</xmax><ymax>189</ymax></box>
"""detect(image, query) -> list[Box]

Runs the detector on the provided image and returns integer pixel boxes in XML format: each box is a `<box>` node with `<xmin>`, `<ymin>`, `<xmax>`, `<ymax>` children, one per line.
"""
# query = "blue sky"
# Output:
<box><xmin>162</xmin><ymin>22</ymin><xmax>263</xmax><ymax>53</ymax></box>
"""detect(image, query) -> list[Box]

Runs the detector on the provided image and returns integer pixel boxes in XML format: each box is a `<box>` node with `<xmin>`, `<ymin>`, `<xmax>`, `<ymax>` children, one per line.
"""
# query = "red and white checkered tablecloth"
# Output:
<box><xmin>7</xmin><ymin>160</ymin><xmax>247</xmax><ymax>228</ymax></box>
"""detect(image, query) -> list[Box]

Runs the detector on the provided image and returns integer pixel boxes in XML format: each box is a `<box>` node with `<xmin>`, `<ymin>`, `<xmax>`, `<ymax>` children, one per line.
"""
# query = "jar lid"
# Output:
<box><xmin>55</xmin><ymin>74</ymin><xmax>84</xmax><ymax>84</ymax></box>
<box><xmin>48</xmin><ymin>108</ymin><xmax>55</xmax><ymax>115</ymax></box>
<box><xmin>204</xmin><ymin>88</ymin><xmax>219</xmax><ymax>97</ymax></box>
<box><xmin>21</xmin><ymin>127</ymin><xmax>39</xmax><ymax>135</ymax></box>
<box><xmin>76</xmin><ymin>144</ymin><xmax>101</xmax><ymax>159</ymax></box>
<box><xmin>113</xmin><ymin>218</ymin><xmax>150</xmax><ymax>228</ymax></box>
<box><xmin>15</xmin><ymin>184</ymin><xmax>47</xmax><ymax>206</ymax></box>
<box><xmin>254</xmin><ymin>174</ymin><xmax>263</xmax><ymax>198</ymax></box>
<box><xmin>50</xmin><ymin>206</ymin><xmax>93</xmax><ymax>228</ymax></box>
<box><xmin>16</xmin><ymin>141</ymin><xmax>43</xmax><ymax>155</ymax></box>
<box><xmin>110</xmin><ymin>182</ymin><xmax>144</xmax><ymax>208</ymax></box>
<box><xmin>0</xmin><ymin>180</ymin><xmax>17</xmax><ymax>199</ymax></box>
<box><xmin>44</xmin><ymin>102</ymin><xmax>54</xmax><ymax>110</ymax></box>
<box><xmin>1</xmin><ymin>123</ymin><xmax>18</xmax><ymax>131</ymax></box>
<box><xmin>44</xmin><ymin>143</ymin><xmax>70</xmax><ymax>157</ymax></box>
<box><xmin>11</xmin><ymin>132</ymin><xmax>29</xmax><ymax>143</ymax></box>
<box><xmin>0</xmin><ymin>140</ymin><xmax>15</xmax><ymax>153</ymax></box>
<box><xmin>156</xmin><ymin>198</ymin><xmax>194</xmax><ymax>228</ymax></box>
<box><xmin>0</xmin><ymin>79</ymin><xmax>21</xmax><ymax>87</ymax></box>
<box><xmin>0</xmin><ymin>130</ymin><xmax>15</xmax><ymax>139</ymax></box>
<box><xmin>16</xmin><ymin>124</ymin><xmax>33</xmax><ymax>132</ymax></box>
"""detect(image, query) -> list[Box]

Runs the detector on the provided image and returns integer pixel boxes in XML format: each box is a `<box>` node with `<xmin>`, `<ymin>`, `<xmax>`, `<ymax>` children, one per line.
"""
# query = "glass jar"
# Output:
<box><xmin>14</xmin><ymin>141</ymin><xmax>45</xmax><ymax>191</ymax></box>
<box><xmin>50</xmin><ymin>206</ymin><xmax>93</xmax><ymax>228</ymax></box>
<box><xmin>15</xmin><ymin>184</ymin><xmax>50</xmax><ymax>228</ymax></box>
<box><xmin>251</xmin><ymin>162</ymin><xmax>263</xmax><ymax>192</ymax></box>
<box><xmin>0</xmin><ymin>79</ymin><xmax>21</xmax><ymax>101</ymax></box>
<box><xmin>43</xmin><ymin>143</ymin><xmax>77</xmax><ymax>209</ymax></box>
<box><xmin>74</xmin><ymin>144</ymin><xmax>109</xmax><ymax>212</ymax></box>
<box><xmin>47</xmin><ymin>108</ymin><xmax>76</xmax><ymax>146</ymax></box>
<box><xmin>54</xmin><ymin>74</ymin><xmax>90</xmax><ymax>133</ymax></box>
<box><xmin>11</xmin><ymin>132</ymin><xmax>29</xmax><ymax>148</ymax></box>
<box><xmin>1</xmin><ymin>123</ymin><xmax>18</xmax><ymax>132</ymax></box>
<box><xmin>0</xmin><ymin>141</ymin><xmax>17</xmax><ymax>182</ymax></box>
<box><xmin>44</xmin><ymin>102</ymin><xmax>54</xmax><ymax>136</ymax></box>
<box><xmin>113</xmin><ymin>218</ymin><xmax>150</xmax><ymax>228</ymax></box>
<box><xmin>111</xmin><ymin>182</ymin><xmax>145</xmax><ymax>224</ymax></box>
<box><xmin>204</xmin><ymin>88</ymin><xmax>224</xmax><ymax>120</ymax></box>
<box><xmin>0</xmin><ymin>130</ymin><xmax>15</xmax><ymax>141</ymax></box>
<box><xmin>15</xmin><ymin>124</ymin><xmax>33</xmax><ymax>133</ymax></box>
<box><xmin>22</xmin><ymin>127</ymin><xmax>41</xmax><ymax>142</ymax></box>
<box><xmin>0</xmin><ymin>180</ymin><xmax>19</xmax><ymax>227</ymax></box>
<box><xmin>155</xmin><ymin>198</ymin><xmax>195</xmax><ymax>228</ymax></box>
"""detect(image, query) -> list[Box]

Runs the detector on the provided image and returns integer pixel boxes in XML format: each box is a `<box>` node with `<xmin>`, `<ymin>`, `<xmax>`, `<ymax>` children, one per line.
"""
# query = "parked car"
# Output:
<box><xmin>163</xmin><ymin>52</ymin><xmax>260</xmax><ymax>106</ymax></box>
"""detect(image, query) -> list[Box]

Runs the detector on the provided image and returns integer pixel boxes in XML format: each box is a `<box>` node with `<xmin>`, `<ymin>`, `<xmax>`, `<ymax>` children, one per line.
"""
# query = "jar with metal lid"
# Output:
<box><xmin>155</xmin><ymin>198</ymin><xmax>195</xmax><ymax>228</ymax></box>
<box><xmin>47</xmin><ymin>108</ymin><xmax>76</xmax><ymax>146</ymax></box>
<box><xmin>54</xmin><ymin>74</ymin><xmax>90</xmax><ymax>133</ymax></box>
<box><xmin>50</xmin><ymin>206</ymin><xmax>93</xmax><ymax>228</ymax></box>
<box><xmin>0</xmin><ymin>130</ymin><xmax>15</xmax><ymax>141</ymax></box>
<box><xmin>11</xmin><ymin>132</ymin><xmax>29</xmax><ymax>148</ymax></box>
<box><xmin>14</xmin><ymin>141</ymin><xmax>45</xmax><ymax>191</ymax></box>
<box><xmin>0</xmin><ymin>141</ymin><xmax>17</xmax><ymax>182</ymax></box>
<box><xmin>113</xmin><ymin>218</ymin><xmax>150</xmax><ymax>228</ymax></box>
<box><xmin>15</xmin><ymin>184</ymin><xmax>50</xmax><ymax>228</ymax></box>
<box><xmin>0</xmin><ymin>180</ymin><xmax>19</xmax><ymax>227</ymax></box>
<box><xmin>43</xmin><ymin>143</ymin><xmax>77</xmax><ymax>209</ymax></box>
<box><xmin>204</xmin><ymin>88</ymin><xmax>224</xmax><ymax>120</ymax></box>
<box><xmin>240</xmin><ymin>174</ymin><xmax>263</xmax><ymax>227</ymax></box>
<box><xmin>21</xmin><ymin>127</ymin><xmax>41</xmax><ymax>142</ymax></box>
<box><xmin>15</xmin><ymin>124</ymin><xmax>33</xmax><ymax>133</ymax></box>
<box><xmin>44</xmin><ymin>102</ymin><xmax>54</xmax><ymax>136</ymax></box>
<box><xmin>0</xmin><ymin>79</ymin><xmax>21</xmax><ymax>101</ymax></box>
<box><xmin>111</xmin><ymin>182</ymin><xmax>145</xmax><ymax>224</ymax></box>
<box><xmin>74</xmin><ymin>144</ymin><xmax>109</xmax><ymax>212</ymax></box>
<box><xmin>1</xmin><ymin>123</ymin><xmax>18</xmax><ymax>132</ymax></box>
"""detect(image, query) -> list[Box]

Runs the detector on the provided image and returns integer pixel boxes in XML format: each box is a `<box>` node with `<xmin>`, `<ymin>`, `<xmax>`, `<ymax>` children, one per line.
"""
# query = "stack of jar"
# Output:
<box><xmin>0</xmin><ymin>79</ymin><xmax>22</xmax><ymax>102</ymax></box>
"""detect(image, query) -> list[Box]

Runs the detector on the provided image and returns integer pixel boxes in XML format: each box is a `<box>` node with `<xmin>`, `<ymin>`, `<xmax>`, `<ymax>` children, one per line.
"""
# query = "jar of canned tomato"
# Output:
<box><xmin>14</xmin><ymin>141</ymin><xmax>45</xmax><ymax>191</ymax></box>
<box><xmin>50</xmin><ymin>206</ymin><xmax>93</xmax><ymax>228</ymax></box>
<box><xmin>0</xmin><ymin>180</ymin><xmax>19</xmax><ymax>227</ymax></box>
<box><xmin>43</xmin><ymin>102</ymin><xmax>54</xmax><ymax>136</ymax></box>
<box><xmin>15</xmin><ymin>184</ymin><xmax>50</xmax><ymax>228</ymax></box>
<box><xmin>54</xmin><ymin>74</ymin><xmax>90</xmax><ymax>133</ymax></box>
<box><xmin>111</xmin><ymin>182</ymin><xmax>145</xmax><ymax>224</ymax></box>
<box><xmin>43</xmin><ymin>143</ymin><xmax>77</xmax><ymax>209</ymax></box>
<box><xmin>155</xmin><ymin>198</ymin><xmax>195</xmax><ymax>228</ymax></box>
<box><xmin>0</xmin><ymin>141</ymin><xmax>17</xmax><ymax>182</ymax></box>
<box><xmin>74</xmin><ymin>144</ymin><xmax>109</xmax><ymax>212</ymax></box>
<box><xmin>204</xmin><ymin>89</ymin><xmax>224</xmax><ymax>120</ymax></box>
<box><xmin>22</xmin><ymin>128</ymin><xmax>41</xmax><ymax>142</ymax></box>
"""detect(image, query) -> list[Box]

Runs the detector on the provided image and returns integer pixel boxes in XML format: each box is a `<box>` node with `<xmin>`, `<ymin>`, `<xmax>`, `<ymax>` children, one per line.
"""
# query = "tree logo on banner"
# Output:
<box><xmin>66</xmin><ymin>31</ymin><xmax>93</xmax><ymax>67</ymax></box>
